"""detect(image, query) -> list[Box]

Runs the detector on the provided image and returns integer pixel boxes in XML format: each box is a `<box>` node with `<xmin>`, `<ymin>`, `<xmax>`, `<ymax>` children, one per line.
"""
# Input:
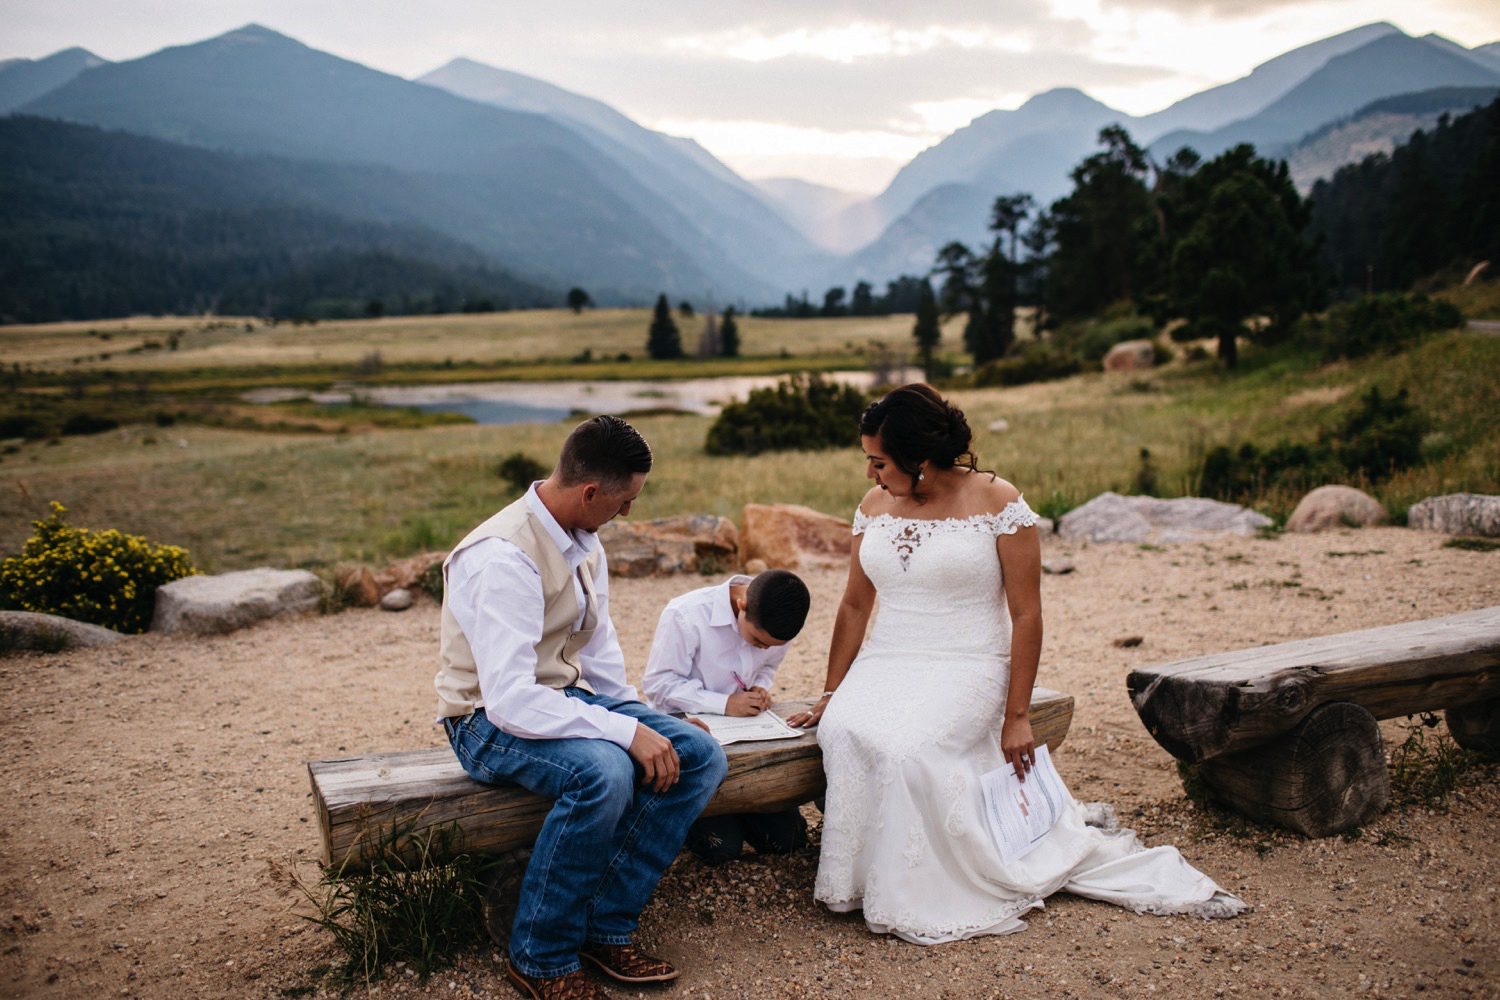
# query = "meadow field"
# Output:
<box><xmin>1</xmin><ymin>308</ymin><xmax>1495</xmax><ymax>575</ymax></box>
<box><xmin>0</xmin><ymin>307</ymin><xmax>939</xmax><ymax>374</ymax></box>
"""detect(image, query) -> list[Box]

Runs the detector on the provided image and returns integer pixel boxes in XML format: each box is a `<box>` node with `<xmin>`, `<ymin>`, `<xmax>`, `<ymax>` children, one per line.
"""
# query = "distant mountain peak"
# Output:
<box><xmin>214</xmin><ymin>23</ymin><xmax>301</xmax><ymax>46</ymax></box>
<box><xmin>51</xmin><ymin>46</ymin><xmax>106</xmax><ymax>64</ymax></box>
<box><xmin>1022</xmin><ymin>86</ymin><xmax>1113</xmax><ymax>112</ymax></box>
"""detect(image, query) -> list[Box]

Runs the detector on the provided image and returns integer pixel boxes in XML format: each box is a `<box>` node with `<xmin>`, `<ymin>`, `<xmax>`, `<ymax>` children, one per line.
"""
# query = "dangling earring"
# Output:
<box><xmin>917</xmin><ymin>470</ymin><xmax>925</xmax><ymax>481</ymax></box>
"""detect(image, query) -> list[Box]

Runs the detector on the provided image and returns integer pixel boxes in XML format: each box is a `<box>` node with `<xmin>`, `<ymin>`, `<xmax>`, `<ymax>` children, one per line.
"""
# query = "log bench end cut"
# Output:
<box><xmin>309</xmin><ymin>688</ymin><xmax>1075</xmax><ymax>871</ymax></box>
<box><xmin>1126</xmin><ymin>606</ymin><xmax>1500</xmax><ymax>764</ymax></box>
<box><xmin>1128</xmin><ymin>606</ymin><xmax>1500</xmax><ymax>837</ymax></box>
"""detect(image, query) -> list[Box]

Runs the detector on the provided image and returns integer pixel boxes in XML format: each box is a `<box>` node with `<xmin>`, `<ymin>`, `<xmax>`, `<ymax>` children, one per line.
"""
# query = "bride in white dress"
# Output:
<box><xmin>786</xmin><ymin>384</ymin><xmax>1245</xmax><ymax>945</ymax></box>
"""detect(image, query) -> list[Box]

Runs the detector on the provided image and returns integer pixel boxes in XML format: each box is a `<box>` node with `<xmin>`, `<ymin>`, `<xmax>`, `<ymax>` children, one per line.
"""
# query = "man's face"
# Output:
<box><xmin>578</xmin><ymin>472</ymin><xmax>647</xmax><ymax>532</ymax></box>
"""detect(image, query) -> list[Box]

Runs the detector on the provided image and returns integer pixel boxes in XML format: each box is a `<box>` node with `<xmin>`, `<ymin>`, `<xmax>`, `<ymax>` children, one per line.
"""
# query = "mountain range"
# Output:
<box><xmin>2</xmin><ymin>20</ymin><xmax>1497</xmax><ymax>318</ymax></box>
<box><xmin>839</xmin><ymin>25</ymin><xmax>1500</xmax><ymax>286</ymax></box>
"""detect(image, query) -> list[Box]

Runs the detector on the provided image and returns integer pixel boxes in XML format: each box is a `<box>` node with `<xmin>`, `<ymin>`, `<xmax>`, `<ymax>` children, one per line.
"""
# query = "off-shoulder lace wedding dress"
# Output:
<box><xmin>814</xmin><ymin>497</ymin><xmax>1245</xmax><ymax>944</ymax></box>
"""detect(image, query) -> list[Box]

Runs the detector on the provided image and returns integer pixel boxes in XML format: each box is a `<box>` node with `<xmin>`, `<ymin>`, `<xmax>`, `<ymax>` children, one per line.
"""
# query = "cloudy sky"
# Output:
<box><xmin>7</xmin><ymin>1</ymin><xmax>1500</xmax><ymax>191</ymax></box>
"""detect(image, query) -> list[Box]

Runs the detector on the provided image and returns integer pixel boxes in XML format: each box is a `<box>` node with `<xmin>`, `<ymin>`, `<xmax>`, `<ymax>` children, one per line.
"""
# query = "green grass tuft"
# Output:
<box><xmin>277</xmin><ymin>822</ymin><xmax>499</xmax><ymax>986</ymax></box>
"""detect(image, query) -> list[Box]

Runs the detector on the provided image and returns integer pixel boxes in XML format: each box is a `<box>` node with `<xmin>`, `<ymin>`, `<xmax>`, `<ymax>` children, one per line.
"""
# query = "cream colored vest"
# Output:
<box><xmin>434</xmin><ymin>495</ymin><xmax>600</xmax><ymax>719</ymax></box>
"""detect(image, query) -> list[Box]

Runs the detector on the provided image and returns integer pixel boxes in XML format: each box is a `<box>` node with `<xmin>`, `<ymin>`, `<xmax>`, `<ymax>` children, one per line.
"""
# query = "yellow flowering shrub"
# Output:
<box><xmin>0</xmin><ymin>503</ymin><xmax>196</xmax><ymax>634</ymax></box>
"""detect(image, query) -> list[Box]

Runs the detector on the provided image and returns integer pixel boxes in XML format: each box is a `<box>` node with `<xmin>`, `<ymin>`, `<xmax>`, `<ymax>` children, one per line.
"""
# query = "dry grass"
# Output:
<box><xmin>1</xmin><ymin>328</ymin><xmax>1494</xmax><ymax>572</ymax></box>
<box><xmin>1438</xmin><ymin>275</ymin><xmax>1500</xmax><ymax>320</ymax></box>
<box><xmin>0</xmin><ymin>309</ymin><xmax>961</xmax><ymax>373</ymax></box>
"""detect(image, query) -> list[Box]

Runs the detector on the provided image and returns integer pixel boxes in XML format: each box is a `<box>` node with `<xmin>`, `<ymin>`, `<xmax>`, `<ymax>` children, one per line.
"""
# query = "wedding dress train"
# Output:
<box><xmin>814</xmin><ymin>499</ymin><xmax>1245</xmax><ymax>944</ymax></box>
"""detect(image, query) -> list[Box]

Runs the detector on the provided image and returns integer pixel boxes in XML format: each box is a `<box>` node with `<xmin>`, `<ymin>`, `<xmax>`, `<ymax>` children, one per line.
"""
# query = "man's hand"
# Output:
<box><xmin>628</xmin><ymin>723</ymin><xmax>681</xmax><ymax>792</ymax></box>
<box><xmin>685</xmin><ymin>715</ymin><xmax>712</xmax><ymax>734</ymax></box>
<box><xmin>725</xmin><ymin>689</ymin><xmax>771</xmax><ymax>716</ymax></box>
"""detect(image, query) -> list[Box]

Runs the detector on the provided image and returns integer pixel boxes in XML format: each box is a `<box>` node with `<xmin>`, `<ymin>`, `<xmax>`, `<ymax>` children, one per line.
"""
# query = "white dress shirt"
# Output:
<box><xmin>642</xmin><ymin>574</ymin><xmax>790</xmax><ymax>715</ymax></box>
<box><xmin>446</xmin><ymin>485</ymin><xmax>640</xmax><ymax>748</ymax></box>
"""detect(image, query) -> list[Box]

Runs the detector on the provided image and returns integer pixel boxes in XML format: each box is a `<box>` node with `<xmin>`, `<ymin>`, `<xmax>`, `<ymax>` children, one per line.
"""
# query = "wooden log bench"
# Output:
<box><xmin>1127</xmin><ymin>606</ymin><xmax>1500</xmax><ymax>838</ymax></box>
<box><xmin>308</xmin><ymin>688</ymin><xmax>1075</xmax><ymax>871</ymax></box>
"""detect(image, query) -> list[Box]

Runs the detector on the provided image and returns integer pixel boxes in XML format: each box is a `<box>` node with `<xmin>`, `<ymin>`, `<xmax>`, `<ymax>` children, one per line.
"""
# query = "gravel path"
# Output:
<box><xmin>2</xmin><ymin>527</ymin><xmax>1497</xmax><ymax>999</ymax></box>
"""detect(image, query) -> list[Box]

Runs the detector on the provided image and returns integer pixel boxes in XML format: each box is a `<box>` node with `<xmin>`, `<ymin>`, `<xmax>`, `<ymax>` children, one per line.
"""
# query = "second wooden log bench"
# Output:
<box><xmin>309</xmin><ymin>688</ymin><xmax>1075</xmax><ymax>870</ymax></box>
<box><xmin>1127</xmin><ymin>606</ymin><xmax>1500</xmax><ymax>837</ymax></box>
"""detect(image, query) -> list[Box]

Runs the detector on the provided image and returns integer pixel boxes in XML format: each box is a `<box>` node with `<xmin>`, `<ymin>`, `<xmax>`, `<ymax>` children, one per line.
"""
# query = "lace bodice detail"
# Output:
<box><xmin>851</xmin><ymin>498</ymin><xmax>1040</xmax><ymax>542</ymax></box>
<box><xmin>851</xmin><ymin>498</ymin><xmax>1039</xmax><ymax>658</ymax></box>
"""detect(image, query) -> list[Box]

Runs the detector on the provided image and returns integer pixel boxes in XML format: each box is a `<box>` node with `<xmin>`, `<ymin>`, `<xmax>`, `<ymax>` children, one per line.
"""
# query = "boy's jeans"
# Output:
<box><xmin>446</xmin><ymin>689</ymin><xmax>727</xmax><ymax>978</ymax></box>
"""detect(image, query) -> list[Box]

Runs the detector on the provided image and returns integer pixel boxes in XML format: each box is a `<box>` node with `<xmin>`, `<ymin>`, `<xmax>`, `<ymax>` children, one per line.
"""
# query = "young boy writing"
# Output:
<box><xmin>643</xmin><ymin>569</ymin><xmax>812</xmax><ymax>864</ymax></box>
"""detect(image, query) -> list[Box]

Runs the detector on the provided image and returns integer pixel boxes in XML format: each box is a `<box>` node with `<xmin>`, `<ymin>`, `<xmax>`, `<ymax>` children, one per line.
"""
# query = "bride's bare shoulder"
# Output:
<box><xmin>857</xmin><ymin>485</ymin><xmax>894</xmax><ymax>516</ymax></box>
<box><xmin>965</xmin><ymin>472</ymin><xmax>1022</xmax><ymax>514</ymax></box>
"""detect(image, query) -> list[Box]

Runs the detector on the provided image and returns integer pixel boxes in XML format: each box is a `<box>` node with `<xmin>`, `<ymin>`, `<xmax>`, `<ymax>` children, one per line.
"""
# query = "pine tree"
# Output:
<box><xmin>647</xmin><ymin>293</ymin><xmax>683</xmax><ymax>360</ymax></box>
<box><xmin>720</xmin><ymin>306</ymin><xmax>740</xmax><ymax>357</ymax></box>
<box><xmin>912</xmin><ymin>281</ymin><xmax>941</xmax><ymax>380</ymax></box>
<box><xmin>1162</xmin><ymin>145</ymin><xmax>1320</xmax><ymax>366</ymax></box>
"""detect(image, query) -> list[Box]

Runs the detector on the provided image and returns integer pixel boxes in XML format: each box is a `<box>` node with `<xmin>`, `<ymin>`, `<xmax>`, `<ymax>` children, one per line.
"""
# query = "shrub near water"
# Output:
<box><xmin>704</xmin><ymin>373</ymin><xmax>869</xmax><ymax>456</ymax></box>
<box><xmin>0</xmin><ymin>502</ymin><xmax>196</xmax><ymax>633</ymax></box>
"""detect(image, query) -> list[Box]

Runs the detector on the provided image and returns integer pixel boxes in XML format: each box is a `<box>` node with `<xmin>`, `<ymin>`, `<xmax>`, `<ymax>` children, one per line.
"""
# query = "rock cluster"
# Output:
<box><xmin>1407</xmin><ymin>493</ymin><xmax>1500</xmax><ymax>537</ymax></box>
<box><xmin>599</xmin><ymin>514</ymin><xmax>739</xmax><ymax>578</ymax></box>
<box><xmin>741</xmin><ymin>503</ymin><xmax>852</xmax><ymax>570</ymax></box>
<box><xmin>1285</xmin><ymin>485</ymin><xmax>1387</xmax><ymax>533</ymax></box>
<box><xmin>0</xmin><ymin>610</ymin><xmax>124</xmax><ymax>651</ymax></box>
<box><xmin>151</xmin><ymin>568</ymin><xmax>322</xmax><ymax>635</ymax></box>
<box><xmin>1058</xmin><ymin>492</ymin><xmax>1271</xmax><ymax>544</ymax></box>
<box><xmin>1103</xmin><ymin>340</ymin><xmax>1156</xmax><ymax>372</ymax></box>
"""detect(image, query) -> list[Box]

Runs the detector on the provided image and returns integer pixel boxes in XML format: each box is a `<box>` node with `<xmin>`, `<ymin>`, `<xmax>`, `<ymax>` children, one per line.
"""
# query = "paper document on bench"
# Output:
<box><xmin>979</xmin><ymin>744</ymin><xmax>1071</xmax><ymax>865</ymax></box>
<box><xmin>697</xmin><ymin>710</ymin><xmax>803</xmax><ymax>746</ymax></box>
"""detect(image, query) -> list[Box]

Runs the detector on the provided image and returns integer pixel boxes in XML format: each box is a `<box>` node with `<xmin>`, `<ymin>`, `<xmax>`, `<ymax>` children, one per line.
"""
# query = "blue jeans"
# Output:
<box><xmin>446</xmin><ymin>689</ymin><xmax>727</xmax><ymax>978</ymax></box>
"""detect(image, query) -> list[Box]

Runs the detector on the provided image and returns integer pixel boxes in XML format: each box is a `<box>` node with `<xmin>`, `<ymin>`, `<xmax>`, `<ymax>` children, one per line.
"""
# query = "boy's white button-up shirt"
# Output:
<box><xmin>643</xmin><ymin>574</ymin><xmax>790</xmax><ymax>716</ymax></box>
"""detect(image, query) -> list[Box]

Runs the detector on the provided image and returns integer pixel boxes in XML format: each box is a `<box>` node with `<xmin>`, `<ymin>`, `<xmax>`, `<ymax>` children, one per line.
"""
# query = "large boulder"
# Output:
<box><xmin>599</xmin><ymin>514</ymin><xmax>739</xmax><ymax>578</ymax></box>
<box><xmin>1285</xmin><ymin>485</ymin><xmax>1388</xmax><ymax>533</ymax></box>
<box><xmin>1407</xmin><ymin>493</ymin><xmax>1500</xmax><ymax>537</ymax></box>
<box><xmin>741</xmin><ymin>503</ymin><xmax>852</xmax><ymax>569</ymax></box>
<box><xmin>1103</xmin><ymin>340</ymin><xmax>1156</xmax><ymax>372</ymax></box>
<box><xmin>1058</xmin><ymin>491</ymin><xmax>1272</xmax><ymax>544</ymax></box>
<box><xmin>0</xmin><ymin>611</ymin><xmax>124</xmax><ymax>653</ymax></box>
<box><xmin>151</xmin><ymin>568</ymin><xmax>323</xmax><ymax>635</ymax></box>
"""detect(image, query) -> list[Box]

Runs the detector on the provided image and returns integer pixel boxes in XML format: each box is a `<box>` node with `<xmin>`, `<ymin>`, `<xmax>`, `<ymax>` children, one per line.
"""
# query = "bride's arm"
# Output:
<box><xmin>784</xmin><ymin>534</ymin><xmax>875</xmax><ymax>728</ymax></box>
<box><xmin>997</xmin><ymin>524</ymin><xmax>1043</xmax><ymax>779</ymax></box>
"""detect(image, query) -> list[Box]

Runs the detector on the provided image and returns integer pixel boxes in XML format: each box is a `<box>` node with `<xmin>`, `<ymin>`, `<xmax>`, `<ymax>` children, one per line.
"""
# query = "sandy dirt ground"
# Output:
<box><xmin>2</xmin><ymin>526</ymin><xmax>1497</xmax><ymax>999</ymax></box>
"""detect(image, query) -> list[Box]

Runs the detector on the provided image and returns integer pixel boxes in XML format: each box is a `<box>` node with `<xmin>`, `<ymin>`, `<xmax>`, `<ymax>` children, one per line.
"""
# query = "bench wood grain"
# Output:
<box><xmin>310</xmin><ymin>687</ymin><xmax>1074</xmax><ymax>869</ymax></box>
<box><xmin>1126</xmin><ymin>606</ymin><xmax>1500</xmax><ymax>764</ymax></box>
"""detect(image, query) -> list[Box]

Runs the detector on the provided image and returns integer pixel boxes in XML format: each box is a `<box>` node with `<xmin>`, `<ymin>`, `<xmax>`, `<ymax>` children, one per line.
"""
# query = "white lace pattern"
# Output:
<box><xmin>815</xmin><ymin>496</ymin><xmax>1244</xmax><ymax>944</ymax></box>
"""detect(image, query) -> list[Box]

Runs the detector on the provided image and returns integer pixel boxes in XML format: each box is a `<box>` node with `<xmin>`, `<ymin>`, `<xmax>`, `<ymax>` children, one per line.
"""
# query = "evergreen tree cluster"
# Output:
<box><xmin>927</xmin><ymin>126</ymin><xmax>1323</xmax><ymax>368</ymax></box>
<box><xmin>755</xmin><ymin>276</ymin><xmax>929</xmax><ymax>318</ymax></box>
<box><xmin>1309</xmin><ymin>96</ymin><xmax>1500</xmax><ymax>295</ymax></box>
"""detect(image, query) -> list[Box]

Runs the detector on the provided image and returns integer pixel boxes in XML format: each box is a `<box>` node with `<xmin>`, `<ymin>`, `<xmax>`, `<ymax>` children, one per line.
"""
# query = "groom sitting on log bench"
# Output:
<box><xmin>434</xmin><ymin>415</ymin><xmax>727</xmax><ymax>1000</ymax></box>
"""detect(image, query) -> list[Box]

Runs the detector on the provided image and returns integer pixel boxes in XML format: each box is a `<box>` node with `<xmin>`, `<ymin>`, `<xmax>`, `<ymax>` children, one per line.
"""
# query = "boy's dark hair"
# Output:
<box><xmin>745</xmin><ymin>569</ymin><xmax>811</xmax><ymax>642</ymax></box>
<box><xmin>555</xmin><ymin>415</ymin><xmax>652</xmax><ymax>492</ymax></box>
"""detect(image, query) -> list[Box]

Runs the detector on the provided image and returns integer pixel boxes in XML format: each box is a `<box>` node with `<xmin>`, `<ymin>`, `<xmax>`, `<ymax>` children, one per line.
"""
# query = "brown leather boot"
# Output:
<box><xmin>579</xmin><ymin>941</ymin><xmax>680</xmax><ymax>983</ymax></box>
<box><xmin>505</xmin><ymin>960</ymin><xmax>611</xmax><ymax>999</ymax></box>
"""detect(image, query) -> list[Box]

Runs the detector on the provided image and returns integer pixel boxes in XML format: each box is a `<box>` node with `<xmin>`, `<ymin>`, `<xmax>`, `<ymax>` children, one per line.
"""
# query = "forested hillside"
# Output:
<box><xmin>1310</xmin><ymin>96</ymin><xmax>1500</xmax><ymax>293</ymax></box>
<box><xmin>0</xmin><ymin>117</ymin><xmax>552</xmax><ymax>322</ymax></box>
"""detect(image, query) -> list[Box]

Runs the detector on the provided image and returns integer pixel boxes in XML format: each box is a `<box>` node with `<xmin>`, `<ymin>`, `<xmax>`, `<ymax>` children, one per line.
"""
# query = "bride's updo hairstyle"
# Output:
<box><xmin>858</xmin><ymin>383</ymin><xmax>987</xmax><ymax>502</ymax></box>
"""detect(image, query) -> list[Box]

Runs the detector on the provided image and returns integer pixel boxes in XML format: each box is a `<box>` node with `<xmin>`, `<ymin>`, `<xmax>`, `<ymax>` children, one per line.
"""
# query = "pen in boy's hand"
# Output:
<box><xmin>731</xmin><ymin>670</ymin><xmax>748</xmax><ymax>691</ymax></box>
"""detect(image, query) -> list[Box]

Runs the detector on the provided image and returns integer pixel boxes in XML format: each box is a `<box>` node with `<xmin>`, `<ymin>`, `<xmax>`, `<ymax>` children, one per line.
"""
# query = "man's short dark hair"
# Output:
<box><xmin>555</xmin><ymin>415</ymin><xmax>653</xmax><ymax>492</ymax></box>
<box><xmin>745</xmin><ymin>569</ymin><xmax>811</xmax><ymax>642</ymax></box>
